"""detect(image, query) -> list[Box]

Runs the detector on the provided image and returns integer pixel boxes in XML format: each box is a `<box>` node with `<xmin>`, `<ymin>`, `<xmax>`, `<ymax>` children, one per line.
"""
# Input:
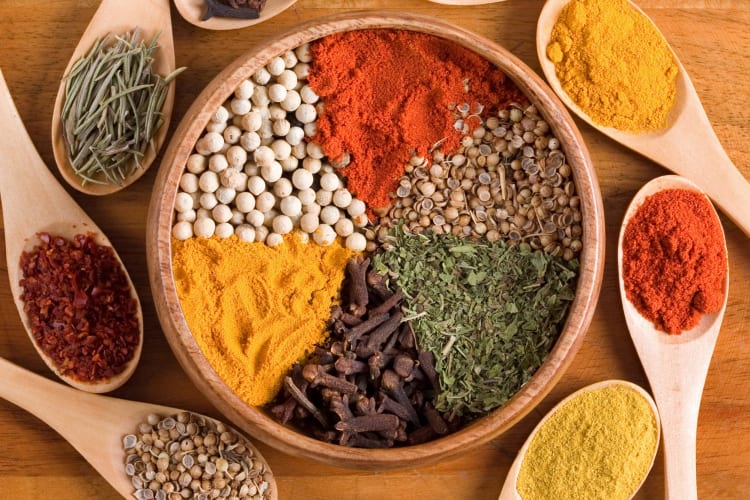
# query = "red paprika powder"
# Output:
<box><xmin>621</xmin><ymin>189</ymin><xmax>726</xmax><ymax>334</ymax></box>
<box><xmin>308</xmin><ymin>29</ymin><xmax>526</xmax><ymax>215</ymax></box>
<box><xmin>19</xmin><ymin>233</ymin><xmax>140</xmax><ymax>382</ymax></box>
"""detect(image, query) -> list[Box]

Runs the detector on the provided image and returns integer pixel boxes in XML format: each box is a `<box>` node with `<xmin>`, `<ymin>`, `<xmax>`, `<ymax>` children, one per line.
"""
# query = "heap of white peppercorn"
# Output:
<box><xmin>171</xmin><ymin>43</ymin><xmax>368</xmax><ymax>251</ymax></box>
<box><xmin>123</xmin><ymin>412</ymin><xmax>273</xmax><ymax>500</ymax></box>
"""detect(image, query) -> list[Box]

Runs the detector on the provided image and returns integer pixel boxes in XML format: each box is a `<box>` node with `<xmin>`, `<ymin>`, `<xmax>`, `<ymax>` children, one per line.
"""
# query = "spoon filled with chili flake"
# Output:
<box><xmin>0</xmin><ymin>69</ymin><xmax>143</xmax><ymax>393</ymax></box>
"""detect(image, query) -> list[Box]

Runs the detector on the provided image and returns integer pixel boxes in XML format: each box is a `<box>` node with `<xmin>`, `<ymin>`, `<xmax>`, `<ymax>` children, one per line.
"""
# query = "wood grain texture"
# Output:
<box><xmin>1</xmin><ymin>0</ymin><xmax>749</xmax><ymax>498</ymax></box>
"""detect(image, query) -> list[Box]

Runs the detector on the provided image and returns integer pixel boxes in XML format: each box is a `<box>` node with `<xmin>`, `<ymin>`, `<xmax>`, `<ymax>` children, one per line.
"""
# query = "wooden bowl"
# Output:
<box><xmin>147</xmin><ymin>11</ymin><xmax>605</xmax><ymax>470</ymax></box>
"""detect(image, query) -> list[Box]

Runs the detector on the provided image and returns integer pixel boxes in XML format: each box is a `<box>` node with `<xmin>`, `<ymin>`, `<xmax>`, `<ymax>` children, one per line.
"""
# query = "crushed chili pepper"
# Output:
<box><xmin>19</xmin><ymin>232</ymin><xmax>140</xmax><ymax>382</ymax></box>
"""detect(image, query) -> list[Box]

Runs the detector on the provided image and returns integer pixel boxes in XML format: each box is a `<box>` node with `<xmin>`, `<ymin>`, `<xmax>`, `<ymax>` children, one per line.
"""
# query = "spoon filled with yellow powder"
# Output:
<box><xmin>498</xmin><ymin>380</ymin><xmax>660</xmax><ymax>500</ymax></box>
<box><xmin>536</xmin><ymin>0</ymin><xmax>750</xmax><ymax>238</ymax></box>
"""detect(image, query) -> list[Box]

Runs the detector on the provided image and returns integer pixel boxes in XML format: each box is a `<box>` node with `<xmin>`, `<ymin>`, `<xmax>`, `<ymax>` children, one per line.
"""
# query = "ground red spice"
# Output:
<box><xmin>308</xmin><ymin>29</ymin><xmax>527</xmax><ymax>215</ymax></box>
<box><xmin>621</xmin><ymin>189</ymin><xmax>726</xmax><ymax>334</ymax></box>
<box><xmin>19</xmin><ymin>233</ymin><xmax>140</xmax><ymax>382</ymax></box>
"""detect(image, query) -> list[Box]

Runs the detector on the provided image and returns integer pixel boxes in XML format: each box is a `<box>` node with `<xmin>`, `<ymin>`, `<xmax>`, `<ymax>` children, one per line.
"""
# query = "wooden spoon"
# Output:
<box><xmin>0</xmin><ymin>356</ymin><xmax>277</xmax><ymax>499</ymax></box>
<box><xmin>536</xmin><ymin>0</ymin><xmax>750</xmax><ymax>238</ymax></box>
<box><xmin>498</xmin><ymin>380</ymin><xmax>660</xmax><ymax>500</ymax></box>
<box><xmin>51</xmin><ymin>0</ymin><xmax>176</xmax><ymax>195</ymax></box>
<box><xmin>617</xmin><ymin>175</ymin><xmax>729</xmax><ymax>500</ymax></box>
<box><xmin>173</xmin><ymin>0</ymin><xmax>299</xmax><ymax>31</ymax></box>
<box><xmin>0</xmin><ymin>69</ymin><xmax>143</xmax><ymax>393</ymax></box>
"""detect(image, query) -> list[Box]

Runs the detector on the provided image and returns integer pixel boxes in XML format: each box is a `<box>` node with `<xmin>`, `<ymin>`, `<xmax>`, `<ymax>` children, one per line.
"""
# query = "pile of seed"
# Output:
<box><xmin>171</xmin><ymin>43</ymin><xmax>367</xmax><ymax>251</ymax></box>
<box><xmin>367</xmin><ymin>103</ymin><xmax>582</xmax><ymax>260</ymax></box>
<box><xmin>123</xmin><ymin>412</ymin><xmax>272</xmax><ymax>500</ymax></box>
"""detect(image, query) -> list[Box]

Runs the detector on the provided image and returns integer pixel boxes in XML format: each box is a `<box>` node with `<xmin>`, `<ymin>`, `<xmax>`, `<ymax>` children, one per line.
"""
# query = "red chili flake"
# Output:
<box><xmin>19</xmin><ymin>233</ymin><xmax>140</xmax><ymax>382</ymax></box>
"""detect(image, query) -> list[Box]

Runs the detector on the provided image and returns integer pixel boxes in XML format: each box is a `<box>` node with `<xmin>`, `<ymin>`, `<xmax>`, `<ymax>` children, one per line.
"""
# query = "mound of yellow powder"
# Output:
<box><xmin>172</xmin><ymin>235</ymin><xmax>356</xmax><ymax>405</ymax></box>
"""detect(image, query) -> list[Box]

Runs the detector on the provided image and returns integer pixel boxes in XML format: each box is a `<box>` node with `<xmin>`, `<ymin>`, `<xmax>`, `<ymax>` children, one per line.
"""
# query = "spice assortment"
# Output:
<box><xmin>170</xmin><ymin>29</ymin><xmax>582</xmax><ymax>450</ymax></box>
<box><xmin>516</xmin><ymin>383</ymin><xmax>659</xmax><ymax>499</ymax></box>
<box><xmin>123</xmin><ymin>412</ymin><xmax>273</xmax><ymax>500</ymax></box>
<box><xmin>19</xmin><ymin>232</ymin><xmax>140</xmax><ymax>382</ymax></box>
<box><xmin>61</xmin><ymin>29</ymin><xmax>183</xmax><ymax>185</ymax></box>
<box><xmin>621</xmin><ymin>189</ymin><xmax>727</xmax><ymax>334</ymax></box>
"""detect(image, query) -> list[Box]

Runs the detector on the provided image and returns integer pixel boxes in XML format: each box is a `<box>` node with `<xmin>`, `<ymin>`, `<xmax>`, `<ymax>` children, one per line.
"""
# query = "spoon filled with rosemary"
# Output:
<box><xmin>0</xmin><ymin>69</ymin><xmax>143</xmax><ymax>393</ymax></box>
<box><xmin>0</xmin><ymin>356</ymin><xmax>277</xmax><ymax>499</ymax></box>
<box><xmin>51</xmin><ymin>0</ymin><xmax>178</xmax><ymax>195</ymax></box>
<box><xmin>617</xmin><ymin>175</ymin><xmax>728</xmax><ymax>500</ymax></box>
<box><xmin>537</xmin><ymin>0</ymin><xmax>750</xmax><ymax>238</ymax></box>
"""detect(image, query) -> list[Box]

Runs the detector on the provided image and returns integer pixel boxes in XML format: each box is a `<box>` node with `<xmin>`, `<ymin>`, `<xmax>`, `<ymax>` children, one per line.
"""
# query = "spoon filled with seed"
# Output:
<box><xmin>51</xmin><ymin>0</ymin><xmax>179</xmax><ymax>195</ymax></box>
<box><xmin>0</xmin><ymin>356</ymin><xmax>276</xmax><ymax>499</ymax></box>
<box><xmin>0</xmin><ymin>69</ymin><xmax>143</xmax><ymax>393</ymax></box>
<box><xmin>537</xmin><ymin>0</ymin><xmax>750</xmax><ymax>238</ymax></box>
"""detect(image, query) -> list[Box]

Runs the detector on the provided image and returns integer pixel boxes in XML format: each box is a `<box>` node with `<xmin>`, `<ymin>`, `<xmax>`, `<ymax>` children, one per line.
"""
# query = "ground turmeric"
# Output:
<box><xmin>172</xmin><ymin>234</ymin><xmax>355</xmax><ymax>406</ymax></box>
<box><xmin>546</xmin><ymin>0</ymin><xmax>678</xmax><ymax>131</ymax></box>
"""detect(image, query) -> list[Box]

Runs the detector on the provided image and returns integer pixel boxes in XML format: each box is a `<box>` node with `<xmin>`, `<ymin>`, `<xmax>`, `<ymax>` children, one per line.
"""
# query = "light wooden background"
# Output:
<box><xmin>1</xmin><ymin>1</ymin><xmax>749</xmax><ymax>498</ymax></box>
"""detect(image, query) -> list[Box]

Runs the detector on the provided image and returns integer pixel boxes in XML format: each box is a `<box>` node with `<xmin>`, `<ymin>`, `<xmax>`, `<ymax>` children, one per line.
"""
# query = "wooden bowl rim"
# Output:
<box><xmin>147</xmin><ymin>10</ymin><xmax>605</xmax><ymax>470</ymax></box>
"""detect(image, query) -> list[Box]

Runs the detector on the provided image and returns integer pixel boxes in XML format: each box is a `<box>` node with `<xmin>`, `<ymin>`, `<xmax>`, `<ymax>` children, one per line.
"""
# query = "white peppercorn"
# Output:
<box><xmin>279</xmin><ymin>156</ymin><xmax>298</xmax><ymax>172</ymax></box>
<box><xmin>240</xmin><ymin>131</ymin><xmax>261</xmax><ymax>152</ymax></box>
<box><xmin>251</xmin><ymin>86</ymin><xmax>270</xmax><ymax>108</ymax></box>
<box><xmin>198</xmin><ymin>171</ymin><xmax>220</xmax><ymax>193</ymax></box>
<box><xmin>253</xmin><ymin>67</ymin><xmax>271</xmax><ymax>85</ymax></box>
<box><xmin>302</xmin><ymin>157</ymin><xmax>322</xmax><ymax>174</ymax></box>
<box><xmin>235</xmin><ymin>224</ymin><xmax>256</xmax><ymax>243</ymax></box>
<box><xmin>297</xmin><ymin>188</ymin><xmax>316</xmax><ymax>206</ymax></box>
<box><xmin>172</xmin><ymin>221</ymin><xmax>193</xmax><ymax>240</ymax></box>
<box><xmin>316</xmin><ymin>189</ymin><xmax>333</xmax><ymax>206</ymax></box>
<box><xmin>272</xmin><ymin>215</ymin><xmax>293</xmax><ymax>235</ymax></box>
<box><xmin>320</xmin><ymin>205</ymin><xmax>340</xmax><ymax>225</ymax></box>
<box><xmin>175</xmin><ymin>192</ymin><xmax>194</xmax><ymax>213</ymax></box>
<box><xmin>280</xmin><ymin>90</ymin><xmax>301</xmax><ymax>112</ymax></box>
<box><xmin>254</xmin><ymin>225</ymin><xmax>269</xmax><ymax>243</ymax></box>
<box><xmin>177</xmin><ymin>209</ymin><xmax>196</xmax><ymax>223</ymax></box>
<box><xmin>263</xmin><ymin>209</ymin><xmax>278</xmax><ymax>226</ymax></box>
<box><xmin>303</xmin><ymin>203</ymin><xmax>321</xmax><ymax>216</ymax></box>
<box><xmin>280</xmin><ymin>196</ymin><xmax>302</xmax><ymax>217</ymax></box>
<box><xmin>254</xmin><ymin>146</ymin><xmax>275</xmax><ymax>168</ymax></box>
<box><xmin>282</xmin><ymin>50</ymin><xmax>298</xmax><ymax>68</ymax></box>
<box><xmin>312</xmin><ymin>224</ymin><xmax>336</xmax><ymax>246</ymax></box>
<box><xmin>212</xmin><ymin>204</ymin><xmax>233</xmax><ymax>224</ymax></box>
<box><xmin>212</xmin><ymin>105</ymin><xmax>230</xmax><ymax>124</ymax></box>
<box><xmin>215</xmin><ymin>222</ymin><xmax>234</xmax><ymax>239</ymax></box>
<box><xmin>247</xmin><ymin>176</ymin><xmax>265</xmax><ymax>196</ymax></box>
<box><xmin>299</xmin><ymin>213</ymin><xmax>319</xmax><ymax>233</ymax></box>
<box><xmin>306</xmin><ymin>142</ymin><xmax>324</xmax><ymax>159</ymax></box>
<box><xmin>180</xmin><ymin>173</ymin><xmax>199</xmax><ymax>193</ymax></box>
<box><xmin>266</xmin><ymin>232</ymin><xmax>283</xmax><ymax>247</ymax></box>
<box><xmin>223</xmin><ymin>125</ymin><xmax>242</xmax><ymax>145</ymax></box>
<box><xmin>304</xmin><ymin>122</ymin><xmax>317</xmax><ymax>138</ymax></box>
<box><xmin>199</xmin><ymin>192</ymin><xmax>218</xmax><ymax>210</ymax></box>
<box><xmin>271</xmin><ymin>140</ymin><xmax>291</xmax><ymax>160</ymax></box>
<box><xmin>351</xmin><ymin>213</ymin><xmax>368</xmax><ymax>227</ymax></box>
<box><xmin>294</xmin><ymin>63</ymin><xmax>310</xmax><ymax>80</ymax></box>
<box><xmin>267</xmin><ymin>83</ymin><xmax>287</xmax><ymax>103</ymax></box>
<box><xmin>197</xmin><ymin>208</ymin><xmax>211</xmax><ymax>220</ymax></box>
<box><xmin>255</xmin><ymin>192</ymin><xmax>276</xmax><ymax>213</ymax></box>
<box><xmin>277</xmin><ymin>69</ymin><xmax>298</xmax><ymax>90</ymax></box>
<box><xmin>260</xmin><ymin>161</ymin><xmax>282</xmax><ymax>183</ymax></box>
<box><xmin>235</xmin><ymin>192</ymin><xmax>256</xmax><ymax>213</ymax></box>
<box><xmin>215</xmin><ymin>187</ymin><xmax>236</xmax><ymax>205</ymax></box>
<box><xmin>345</xmin><ymin>232</ymin><xmax>367</xmax><ymax>251</ymax></box>
<box><xmin>295</xmin><ymin>103</ymin><xmax>317</xmax><ymax>124</ymax></box>
<box><xmin>193</xmin><ymin>218</ymin><xmax>216</xmax><ymax>238</ymax></box>
<box><xmin>230</xmin><ymin>209</ymin><xmax>244</xmax><ymax>225</ymax></box>
<box><xmin>241</xmin><ymin>111</ymin><xmax>262</xmax><ymax>133</ymax></box>
<box><xmin>332</xmin><ymin>188</ymin><xmax>352</xmax><ymax>208</ymax></box>
<box><xmin>230</xmin><ymin>98</ymin><xmax>251</xmax><ymax>116</ymax></box>
<box><xmin>232</xmin><ymin>81</ymin><xmax>253</xmax><ymax>103</ymax></box>
<box><xmin>334</xmin><ymin>218</ymin><xmax>354</xmax><ymax>237</ymax></box>
<box><xmin>244</xmin><ymin>163</ymin><xmax>259</xmax><ymax>177</ymax></box>
<box><xmin>186</xmin><ymin>154</ymin><xmax>207</xmax><ymax>174</ymax></box>
<box><xmin>266</xmin><ymin>56</ymin><xmax>285</xmax><ymax>76</ymax></box>
<box><xmin>273</xmin><ymin>178</ymin><xmax>293</xmax><ymax>198</ymax></box>
<box><xmin>220</xmin><ymin>169</ymin><xmax>247</xmax><ymax>190</ymax></box>
<box><xmin>295</xmin><ymin>43</ymin><xmax>312</xmax><ymax>63</ymax></box>
<box><xmin>208</xmin><ymin>154</ymin><xmax>228</xmax><ymax>173</ymax></box>
<box><xmin>285</xmin><ymin>127</ymin><xmax>305</xmax><ymax>146</ymax></box>
<box><xmin>299</xmin><ymin>85</ymin><xmax>318</xmax><ymax>104</ymax></box>
<box><xmin>319</xmin><ymin>172</ymin><xmax>340</xmax><ymax>192</ymax></box>
<box><xmin>347</xmin><ymin>199</ymin><xmax>366</xmax><ymax>217</ymax></box>
<box><xmin>225</xmin><ymin>145</ymin><xmax>247</xmax><ymax>168</ymax></box>
<box><xmin>290</xmin><ymin>169</ymin><xmax>312</xmax><ymax>190</ymax></box>
<box><xmin>206</xmin><ymin>121</ymin><xmax>226</xmax><ymax>135</ymax></box>
<box><xmin>272</xmin><ymin>119</ymin><xmax>291</xmax><ymax>137</ymax></box>
<box><xmin>246</xmin><ymin>209</ymin><xmax>264</xmax><ymax>227</ymax></box>
<box><xmin>291</xmin><ymin>142</ymin><xmax>307</xmax><ymax>160</ymax></box>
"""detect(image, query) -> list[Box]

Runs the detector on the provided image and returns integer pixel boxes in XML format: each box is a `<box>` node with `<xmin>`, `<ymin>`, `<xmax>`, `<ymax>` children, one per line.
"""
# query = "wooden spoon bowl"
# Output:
<box><xmin>536</xmin><ymin>0</ymin><xmax>750</xmax><ymax>238</ymax></box>
<box><xmin>51</xmin><ymin>0</ymin><xmax>176</xmax><ymax>195</ymax></box>
<box><xmin>173</xmin><ymin>0</ymin><xmax>299</xmax><ymax>31</ymax></box>
<box><xmin>147</xmin><ymin>12</ymin><xmax>605</xmax><ymax>470</ymax></box>
<box><xmin>0</xmin><ymin>356</ymin><xmax>277</xmax><ymax>499</ymax></box>
<box><xmin>617</xmin><ymin>175</ymin><xmax>729</xmax><ymax>500</ymax></box>
<box><xmin>498</xmin><ymin>380</ymin><xmax>660</xmax><ymax>500</ymax></box>
<box><xmin>0</xmin><ymin>69</ymin><xmax>143</xmax><ymax>393</ymax></box>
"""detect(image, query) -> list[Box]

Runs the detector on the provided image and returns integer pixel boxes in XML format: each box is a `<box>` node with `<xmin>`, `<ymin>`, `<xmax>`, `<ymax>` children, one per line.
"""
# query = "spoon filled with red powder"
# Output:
<box><xmin>0</xmin><ymin>69</ymin><xmax>143</xmax><ymax>393</ymax></box>
<box><xmin>618</xmin><ymin>174</ymin><xmax>728</xmax><ymax>500</ymax></box>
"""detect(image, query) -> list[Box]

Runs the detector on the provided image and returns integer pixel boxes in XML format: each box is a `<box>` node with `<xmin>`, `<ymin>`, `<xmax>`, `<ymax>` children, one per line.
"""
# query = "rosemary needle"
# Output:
<box><xmin>60</xmin><ymin>27</ymin><xmax>185</xmax><ymax>186</ymax></box>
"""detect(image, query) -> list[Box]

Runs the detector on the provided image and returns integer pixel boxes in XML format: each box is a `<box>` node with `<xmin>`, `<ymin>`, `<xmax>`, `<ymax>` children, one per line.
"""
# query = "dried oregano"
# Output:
<box><xmin>372</xmin><ymin>227</ymin><xmax>578</xmax><ymax>418</ymax></box>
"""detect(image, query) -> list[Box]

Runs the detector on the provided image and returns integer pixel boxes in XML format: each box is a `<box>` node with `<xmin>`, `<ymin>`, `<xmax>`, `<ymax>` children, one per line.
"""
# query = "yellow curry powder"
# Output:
<box><xmin>172</xmin><ymin>235</ymin><xmax>356</xmax><ymax>406</ymax></box>
<box><xmin>517</xmin><ymin>384</ymin><xmax>659</xmax><ymax>500</ymax></box>
<box><xmin>547</xmin><ymin>0</ymin><xmax>678</xmax><ymax>131</ymax></box>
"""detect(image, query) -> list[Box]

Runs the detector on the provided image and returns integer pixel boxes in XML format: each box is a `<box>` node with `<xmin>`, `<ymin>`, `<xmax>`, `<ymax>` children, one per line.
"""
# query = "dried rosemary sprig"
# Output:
<box><xmin>372</xmin><ymin>227</ymin><xmax>579</xmax><ymax>419</ymax></box>
<box><xmin>61</xmin><ymin>28</ymin><xmax>184</xmax><ymax>186</ymax></box>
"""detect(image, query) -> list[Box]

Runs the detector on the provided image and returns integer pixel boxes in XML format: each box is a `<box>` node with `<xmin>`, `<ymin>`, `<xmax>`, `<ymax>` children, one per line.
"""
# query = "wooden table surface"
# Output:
<box><xmin>1</xmin><ymin>1</ymin><xmax>749</xmax><ymax>498</ymax></box>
